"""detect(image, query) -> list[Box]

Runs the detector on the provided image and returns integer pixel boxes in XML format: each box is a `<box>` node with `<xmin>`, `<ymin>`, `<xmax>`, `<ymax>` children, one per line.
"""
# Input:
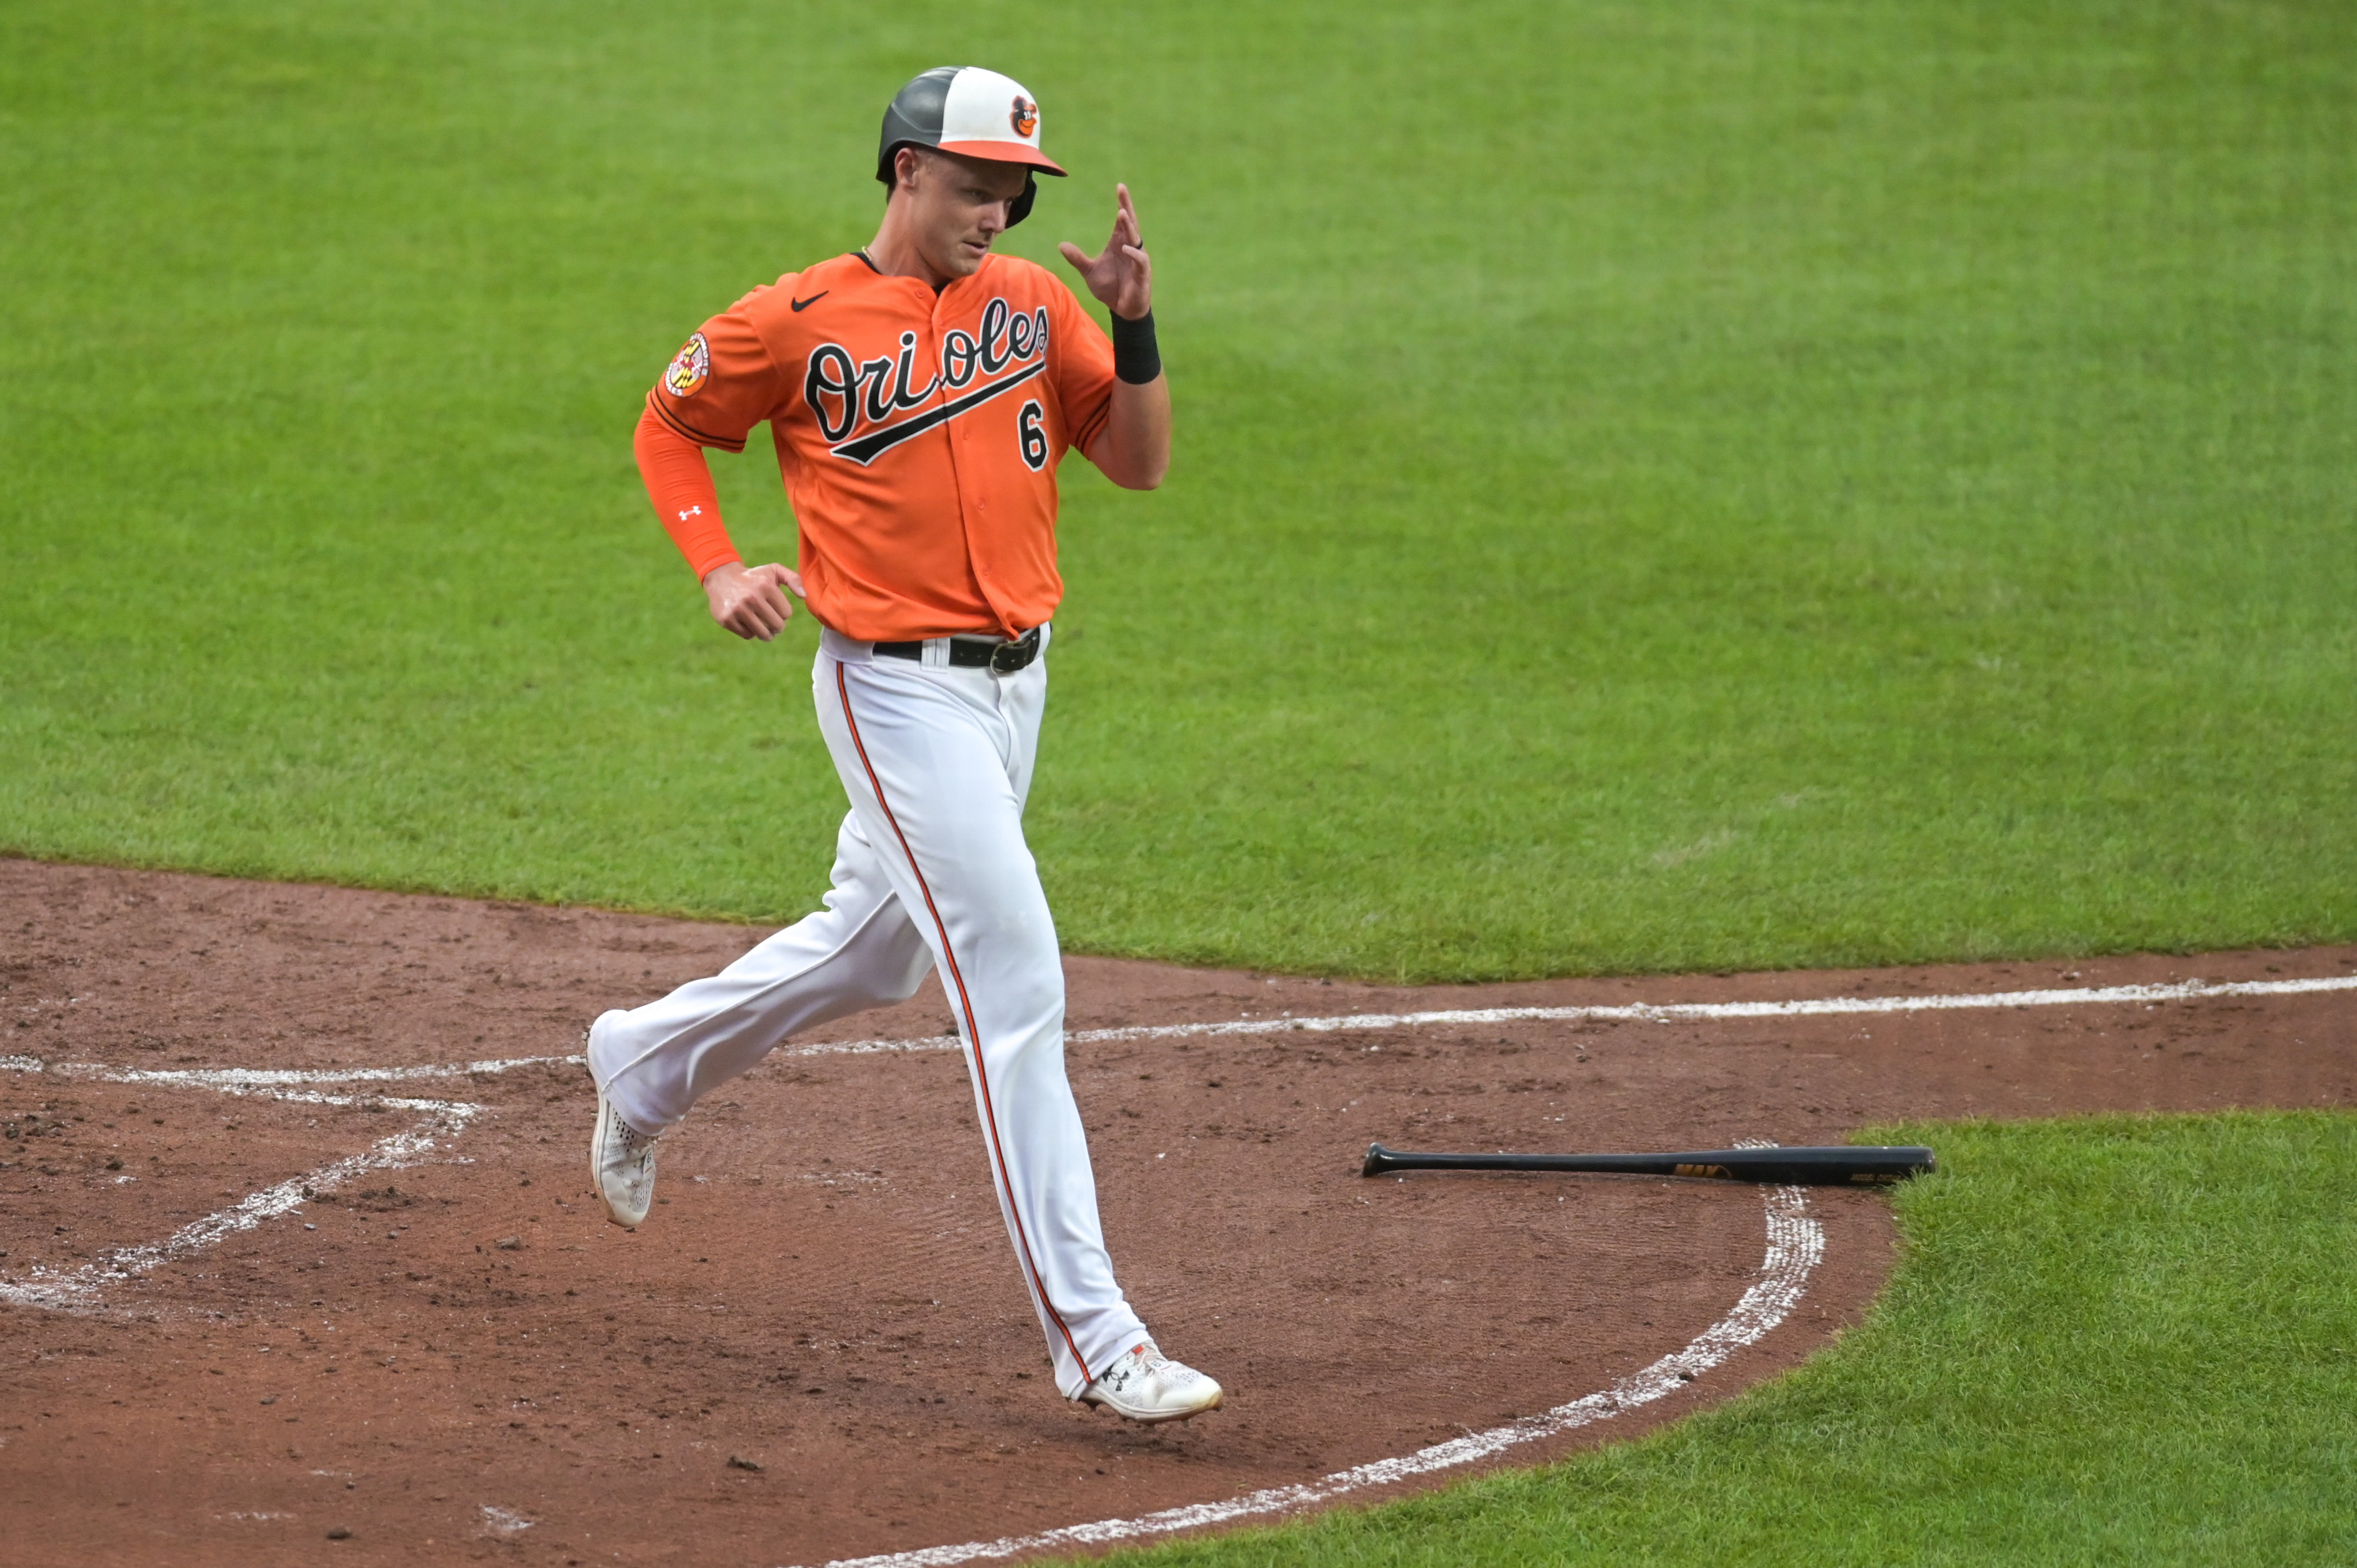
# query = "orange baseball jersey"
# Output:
<box><xmin>644</xmin><ymin>250</ymin><xmax>1118</xmax><ymax>642</ymax></box>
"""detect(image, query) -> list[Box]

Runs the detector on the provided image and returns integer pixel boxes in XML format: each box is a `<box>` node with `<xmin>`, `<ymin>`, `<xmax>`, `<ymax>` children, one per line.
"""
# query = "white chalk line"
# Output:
<box><xmin>8</xmin><ymin>971</ymin><xmax>2342</xmax><ymax>1092</ymax></box>
<box><xmin>1040</xmin><ymin>972</ymin><xmax>2357</xmax><ymax>1049</ymax></box>
<box><xmin>758</xmin><ymin>971</ymin><xmax>2357</xmax><ymax>1059</ymax></box>
<box><xmin>0</xmin><ymin>1052</ymin><xmax>577</xmax><ymax>1090</ymax></box>
<box><xmin>0</xmin><ymin>1107</ymin><xmax>475</xmax><ymax>1312</ymax></box>
<box><xmin>802</xmin><ymin>1177</ymin><xmax>1823</xmax><ymax>1568</ymax></box>
<box><xmin>0</xmin><ymin>1055</ymin><xmax>484</xmax><ymax>1314</ymax></box>
<box><xmin>4</xmin><ymin>967</ymin><xmax>2335</xmax><ymax>1313</ymax></box>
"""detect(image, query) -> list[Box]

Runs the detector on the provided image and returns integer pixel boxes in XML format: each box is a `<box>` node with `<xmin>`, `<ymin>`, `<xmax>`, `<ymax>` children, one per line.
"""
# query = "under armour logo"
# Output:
<box><xmin>677</xmin><ymin>505</ymin><xmax>702</xmax><ymax>522</ymax></box>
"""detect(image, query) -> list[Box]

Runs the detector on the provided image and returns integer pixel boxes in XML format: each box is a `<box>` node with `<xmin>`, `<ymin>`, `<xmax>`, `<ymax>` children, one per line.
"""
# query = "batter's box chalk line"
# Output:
<box><xmin>0</xmin><ymin>1055</ymin><xmax>482</xmax><ymax>1313</ymax></box>
<box><xmin>1</xmin><ymin>970</ymin><xmax>2341</xmax><ymax>1316</ymax></box>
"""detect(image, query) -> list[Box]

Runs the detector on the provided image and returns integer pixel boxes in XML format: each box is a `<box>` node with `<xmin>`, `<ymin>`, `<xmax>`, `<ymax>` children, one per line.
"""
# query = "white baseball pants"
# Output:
<box><xmin>587</xmin><ymin>625</ymin><xmax>1148</xmax><ymax>1396</ymax></box>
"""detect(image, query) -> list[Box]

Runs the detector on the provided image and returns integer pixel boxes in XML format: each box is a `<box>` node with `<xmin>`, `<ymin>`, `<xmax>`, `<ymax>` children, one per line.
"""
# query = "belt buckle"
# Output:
<box><xmin>988</xmin><ymin>628</ymin><xmax>1037</xmax><ymax>675</ymax></box>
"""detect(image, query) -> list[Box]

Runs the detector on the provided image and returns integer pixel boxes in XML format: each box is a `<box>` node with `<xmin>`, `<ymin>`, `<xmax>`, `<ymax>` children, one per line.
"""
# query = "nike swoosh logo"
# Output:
<box><xmin>790</xmin><ymin>291</ymin><xmax>828</xmax><ymax>312</ymax></box>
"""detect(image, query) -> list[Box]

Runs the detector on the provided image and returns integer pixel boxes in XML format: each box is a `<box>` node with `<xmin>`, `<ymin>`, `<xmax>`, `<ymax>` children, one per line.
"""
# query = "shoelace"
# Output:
<box><xmin>1117</xmin><ymin>1343</ymin><xmax>1177</xmax><ymax>1384</ymax></box>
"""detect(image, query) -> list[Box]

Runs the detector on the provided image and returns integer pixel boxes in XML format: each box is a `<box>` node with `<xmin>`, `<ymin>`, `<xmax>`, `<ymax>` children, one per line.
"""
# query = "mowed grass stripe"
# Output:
<box><xmin>2</xmin><ymin>0</ymin><xmax>2354</xmax><ymax>980</ymax></box>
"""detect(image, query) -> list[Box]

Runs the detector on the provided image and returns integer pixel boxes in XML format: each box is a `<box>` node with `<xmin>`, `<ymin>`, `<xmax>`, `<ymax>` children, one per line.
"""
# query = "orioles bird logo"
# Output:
<box><xmin>1009</xmin><ymin>95</ymin><xmax>1037</xmax><ymax>138</ymax></box>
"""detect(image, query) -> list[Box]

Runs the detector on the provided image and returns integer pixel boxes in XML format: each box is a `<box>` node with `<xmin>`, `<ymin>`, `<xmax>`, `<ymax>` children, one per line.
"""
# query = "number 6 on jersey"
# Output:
<box><xmin>1018</xmin><ymin>400</ymin><xmax>1047</xmax><ymax>471</ymax></box>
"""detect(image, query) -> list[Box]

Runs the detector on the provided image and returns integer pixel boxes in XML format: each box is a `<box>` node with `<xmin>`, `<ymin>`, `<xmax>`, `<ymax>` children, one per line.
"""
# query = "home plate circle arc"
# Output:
<box><xmin>808</xmin><ymin>1178</ymin><xmax>1824</xmax><ymax>1568</ymax></box>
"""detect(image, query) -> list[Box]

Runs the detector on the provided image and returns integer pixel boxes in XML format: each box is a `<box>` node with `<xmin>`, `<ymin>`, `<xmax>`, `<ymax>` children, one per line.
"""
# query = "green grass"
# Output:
<box><xmin>4</xmin><ymin>14</ymin><xmax>2353</xmax><ymax>1558</ymax></box>
<box><xmin>1093</xmin><ymin>1111</ymin><xmax>2357</xmax><ymax>1566</ymax></box>
<box><xmin>4</xmin><ymin>0</ymin><xmax>2355</xmax><ymax>978</ymax></box>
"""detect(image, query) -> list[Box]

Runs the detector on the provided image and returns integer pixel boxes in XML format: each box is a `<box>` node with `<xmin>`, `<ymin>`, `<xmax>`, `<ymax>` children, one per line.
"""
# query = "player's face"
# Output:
<box><xmin>903</xmin><ymin>150</ymin><xmax>1033</xmax><ymax>279</ymax></box>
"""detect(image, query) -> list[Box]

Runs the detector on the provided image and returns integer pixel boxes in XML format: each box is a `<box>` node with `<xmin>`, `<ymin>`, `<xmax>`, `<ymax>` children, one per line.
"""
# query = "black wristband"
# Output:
<box><xmin>1111</xmin><ymin>309</ymin><xmax>1161</xmax><ymax>384</ymax></box>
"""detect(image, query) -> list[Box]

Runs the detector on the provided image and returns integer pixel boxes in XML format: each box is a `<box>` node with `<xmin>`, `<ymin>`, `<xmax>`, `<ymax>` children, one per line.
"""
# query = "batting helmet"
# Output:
<box><xmin>876</xmin><ymin>66</ymin><xmax>1066</xmax><ymax>227</ymax></box>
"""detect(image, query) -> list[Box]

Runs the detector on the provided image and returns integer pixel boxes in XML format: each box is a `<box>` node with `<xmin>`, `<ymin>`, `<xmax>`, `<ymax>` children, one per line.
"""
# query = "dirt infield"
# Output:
<box><xmin>3</xmin><ymin>859</ymin><xmax>2352</xmax><ymax>1567</ymax></box>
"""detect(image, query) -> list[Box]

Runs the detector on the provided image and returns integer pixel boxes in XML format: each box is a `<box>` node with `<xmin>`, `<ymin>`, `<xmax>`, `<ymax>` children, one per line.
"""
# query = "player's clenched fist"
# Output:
<box><xmin>702</xmin><ymin>561</ymin><xmax>804</xmax><ymax>641</ymax></box>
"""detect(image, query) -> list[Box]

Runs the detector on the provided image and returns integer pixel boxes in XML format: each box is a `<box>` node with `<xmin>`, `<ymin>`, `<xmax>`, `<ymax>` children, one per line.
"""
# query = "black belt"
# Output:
<box><xmin>874</xmin><ymin>625</ymin><xmax>1042</xmax><ymax>674</ymax></box>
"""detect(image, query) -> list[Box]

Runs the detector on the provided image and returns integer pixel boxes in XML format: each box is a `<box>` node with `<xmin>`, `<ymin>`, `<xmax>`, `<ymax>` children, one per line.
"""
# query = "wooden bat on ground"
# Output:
<box><xmin>1360</xmin><ymin>1141</ymin><xmax>1936</xmax><ymax>1185</ymax></box>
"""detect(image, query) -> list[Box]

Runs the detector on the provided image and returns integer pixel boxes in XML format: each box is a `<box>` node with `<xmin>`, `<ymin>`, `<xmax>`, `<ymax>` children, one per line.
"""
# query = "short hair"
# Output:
<box><xmin>884</xmin><ymin>143</ymin><xmax>946</xmax><ymax>200</ymax></box>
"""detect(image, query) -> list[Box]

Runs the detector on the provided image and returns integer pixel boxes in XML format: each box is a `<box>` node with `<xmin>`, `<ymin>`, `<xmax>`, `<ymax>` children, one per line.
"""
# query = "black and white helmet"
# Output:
<box><xmin>876</xmin><ymin>66</ymin><xmax>1066</xmax><ymax>227</ymax></box>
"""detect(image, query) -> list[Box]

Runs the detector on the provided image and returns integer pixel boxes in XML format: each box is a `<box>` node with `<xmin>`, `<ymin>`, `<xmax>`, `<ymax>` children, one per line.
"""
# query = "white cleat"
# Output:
<box><xmin>589</xmin><ymin>1082</ymin><xmax>658</xmax><ymax>1228</ymax></box>
<box><xmin>585</xmin><ymin>1017</ymin><xmax>657</xmax><ymax>1228</ymax></box>
<box><xmin>1079</xmin><ymin>1339</ymin><xmax>1224</xmax><ymax>1424</ymax></box>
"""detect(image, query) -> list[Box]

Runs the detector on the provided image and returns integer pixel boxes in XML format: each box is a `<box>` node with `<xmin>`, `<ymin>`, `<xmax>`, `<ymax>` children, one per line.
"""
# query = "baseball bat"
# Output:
<box><xmin>1360</xmin><ymin>1142</ymin><xmax>1935</xmax><ymax>1185</ymax></box>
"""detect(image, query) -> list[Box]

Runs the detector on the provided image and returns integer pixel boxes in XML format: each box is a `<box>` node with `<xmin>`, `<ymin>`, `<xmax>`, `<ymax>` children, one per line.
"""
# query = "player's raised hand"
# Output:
<box><xmin>702</xmin><ymin>561</ymin><xmax>804</xmax><ymax>641</ymax></box>
<box><xmin>1058</xmin><ymin>184</ymin><xmax>1152</xmax><ymax>321</ymax></box>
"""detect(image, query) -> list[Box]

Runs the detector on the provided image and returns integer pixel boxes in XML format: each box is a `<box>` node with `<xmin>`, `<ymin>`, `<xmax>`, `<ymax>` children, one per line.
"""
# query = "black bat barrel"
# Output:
<box><xmin>1360</xmin><ymin>1142</ymin><xmax>1936</xmax><ymax>1185</ymax></box>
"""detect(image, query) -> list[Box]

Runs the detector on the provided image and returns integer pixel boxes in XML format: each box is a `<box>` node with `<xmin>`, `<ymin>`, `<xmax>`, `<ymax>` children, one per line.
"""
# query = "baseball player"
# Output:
<box><xmin>583</xmin><ymin>66</ymin><xmax>1221</xmax><ymax>1425</ymax></box>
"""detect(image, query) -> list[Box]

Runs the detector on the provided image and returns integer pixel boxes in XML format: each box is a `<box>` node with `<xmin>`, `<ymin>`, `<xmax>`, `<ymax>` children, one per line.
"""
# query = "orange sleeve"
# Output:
<box><xmin>635</xmin><ymin>406</ymin><xmax>739</xmax><ymax>581</ymax></box>
<box><xmin>644</xmin><ymin>295</ymin><xmax>786</xmax><ymax>453</ymax></box>
<box><xmin>1050</xmin><ymin>285</ymin><xmax>1118</xmax><ymax>457</ymax></box>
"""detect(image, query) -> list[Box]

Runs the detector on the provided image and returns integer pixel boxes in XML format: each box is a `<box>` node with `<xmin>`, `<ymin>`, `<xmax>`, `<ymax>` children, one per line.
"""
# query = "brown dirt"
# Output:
<box><xmin>1</xmin><ymin>857</ymin><xmax>2352</xmax><ymax>1567</ymax></box>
